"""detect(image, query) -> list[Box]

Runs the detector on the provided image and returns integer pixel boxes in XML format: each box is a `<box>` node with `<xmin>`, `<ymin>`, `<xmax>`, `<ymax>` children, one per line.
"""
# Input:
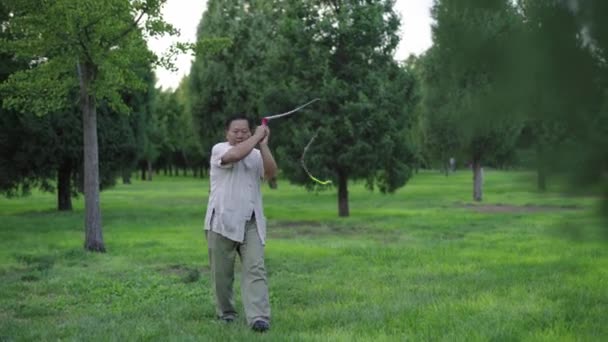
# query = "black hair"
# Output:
<box><xmin>224</xmin><ymin>114</ymin><xmax>252</xmax><ymax>130</ymax></box>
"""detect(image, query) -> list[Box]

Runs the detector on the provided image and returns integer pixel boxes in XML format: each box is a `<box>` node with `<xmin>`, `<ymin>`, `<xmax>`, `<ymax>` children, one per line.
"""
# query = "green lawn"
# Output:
<box><xmin>0</xmin><ymin>170</ymin><xmax>606</xmax><ymax>341</ymax></box>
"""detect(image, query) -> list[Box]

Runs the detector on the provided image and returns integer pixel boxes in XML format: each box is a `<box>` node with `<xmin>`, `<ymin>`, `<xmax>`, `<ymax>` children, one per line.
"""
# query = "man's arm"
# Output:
<box><xmin>259</xmin><ymin>128</ymin><xmax>277</xmax><ymax>180</ymax></box>
<box><xmin>221</xmin><ymin>126</ymin><xmax>267</xmax><ymax>164</ymax></box>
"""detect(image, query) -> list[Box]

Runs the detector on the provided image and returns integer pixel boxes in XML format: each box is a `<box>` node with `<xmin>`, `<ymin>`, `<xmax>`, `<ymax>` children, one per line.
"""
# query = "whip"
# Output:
<box><xmin>261</xmin><ymin>98</ymin><xmax>320</xmax><ymax>125</ymax></box>
<box><xmin>261</xmin><ymin>99</ymin><xmax>331</xmax><ymax>185</ymax></box>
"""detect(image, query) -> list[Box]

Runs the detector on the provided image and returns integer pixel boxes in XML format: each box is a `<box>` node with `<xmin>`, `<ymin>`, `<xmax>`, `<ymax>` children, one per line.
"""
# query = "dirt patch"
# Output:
<box><xmin>268</xmin><ymin>221</ymin><xmax>399</xmax><ymax>241</ymax></box>
<box><xmin>456</xmin><ymin>202</ymin><xmax>581</xmax><ymax>213</ymax></box>
<box><xmin>271</xmin><ymin>220</ymin><xmax>324</xmax><ymax>228</ymax></box>
<box><xmin>160</xmin><ymin>264</ymin><xmax>209</xmax><ymax>282</ymax></box>
<box><xmin>268</xmin><ymin>221</ymin><xmax>371</xmax><ymax>238</ymax></box>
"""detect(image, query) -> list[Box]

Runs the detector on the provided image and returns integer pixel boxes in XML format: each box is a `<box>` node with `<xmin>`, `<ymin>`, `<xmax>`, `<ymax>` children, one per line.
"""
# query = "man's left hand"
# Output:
<box><xmin>260</xmin><ymin>126</ymin><xmax>270</xmax><ymax>146</ymax></box>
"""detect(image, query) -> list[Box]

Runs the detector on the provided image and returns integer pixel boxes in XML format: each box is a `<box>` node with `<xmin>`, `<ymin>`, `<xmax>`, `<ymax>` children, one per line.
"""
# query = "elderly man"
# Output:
<box><xmin>203</xmin><ymin>115</ymin><xmax>277</xmax><ymax>332</ymax></box>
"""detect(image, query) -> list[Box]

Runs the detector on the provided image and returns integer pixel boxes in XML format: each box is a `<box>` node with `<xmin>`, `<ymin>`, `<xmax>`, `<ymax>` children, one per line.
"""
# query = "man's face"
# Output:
<box><xmin>226</xmin><ymin>119</ymin><xmax>251</xmax><ymax>146</ymax></box>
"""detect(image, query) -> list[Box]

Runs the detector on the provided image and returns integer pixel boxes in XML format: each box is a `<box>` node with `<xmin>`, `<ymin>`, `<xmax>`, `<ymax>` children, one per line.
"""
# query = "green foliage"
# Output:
<box><xmin>173</xmin><ymin>76</ymin><xmax>207</xmax><ymax>173</ymax></box>
<box><xmin>507</xmin><ymin>0</ymin><xmax>608</xmax><ymax>216</ymax></box>
<box><xmin>0</xmin><ymin>0</ymin><xmax>165</xmax><ymax>207</ymax></box>
<box><xmin>423</xmin><ymin>0</ymin><xmax>523</xmax><ymax>166</ymax></box>
<box><xmin>190</xmin><ymin>0</ymin><xmax>275</xmax><ymax>163</ymax></box>
<box><xmin>0</xmin><ymin>92</ymin><xmax>153</xmax><ymax>197</ymax></box>
<box><xmin>190</xmin><ymin>0</ymin><xmax>419</xmax><ymax>215</ymax></box>
<box><xmin>0</xmin><ymin>0</ymin><xmax>178</xmax><ymax>189</ymax></box>
<box><xmin>0</xmin><ymin>0</ymin><xmax>162</xmax><ymax>115</ymax></box>
<box><xmin>0</xmin><ymin>3</ymin><xmax>156</xmax><ymax>200</ymax></box>
<box><xmin>419</xmin><ymin>0</ymin><xmax>607</xmax><ymax>213</ymax></box>
<box><xmin>150</xmin><ymin>86</ymin><xmax>204</xmax><ymax>174</ymax></box>
<box><xmin>280</xmin><ymin>0</ymin><xmax>416</xmax><ymax>194</ymax></box>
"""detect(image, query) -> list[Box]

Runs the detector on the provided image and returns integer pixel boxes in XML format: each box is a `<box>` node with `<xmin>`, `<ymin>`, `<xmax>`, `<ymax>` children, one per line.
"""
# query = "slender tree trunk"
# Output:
<box><xmin>536</xmin><ymin>144</ymin><xmax>547</xmax><ymax>192</ymax></box>
<box><xmin>57</xmin><ymin>159</ymin><xmax>73</xmax><ymax>211</ymax></box>
<box><xmin>146</xmin><ymin>160</ymin><xmax>153</xmax><ymax>181</ymax></box>
<box><xmin>537</xmin><ymin>165</ymin><xmax>547</xmax><ymax>192</ymax></box>
<box><xmin>141</xmin><ymin>164</ymin><xmax>146</xmax><ymax>181</ymax></box>
<box><xmin>78</xmin><ymin>61</ymin><xmax>105</xmax><ymax>252</ymax></box>
<box><xmin>473</xmin><ymin>159</ymin><xmax>483</xmax><ymax>202</ymax></box>
<box><xmin>337</xmin><ymin>170</ymin><xmax>349</xmax><ymax>217</ymax></box>
<box><xmin>182</xmin><ymin>151</ymin><xmax>190</xmax><ymax>177</ymax></box>
<box><xmin>122</xmin><ymin>169</ymin><xmax>131</xmax><ymax>184</ymax></box>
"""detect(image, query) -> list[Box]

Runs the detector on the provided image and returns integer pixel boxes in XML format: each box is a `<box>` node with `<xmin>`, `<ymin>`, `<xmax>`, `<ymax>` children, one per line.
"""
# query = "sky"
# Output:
<box><xmin>147</xmin><ymin>0</ymin><xmax>434</xmax><ymax>90</ymax></box>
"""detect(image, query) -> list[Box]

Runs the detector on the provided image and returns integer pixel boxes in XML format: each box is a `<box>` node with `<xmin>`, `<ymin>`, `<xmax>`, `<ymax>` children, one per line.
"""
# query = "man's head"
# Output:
<box><xmin>225</xmin><ymin>115</ymin><xmax>252</xmax><ymax>146</ymax></box>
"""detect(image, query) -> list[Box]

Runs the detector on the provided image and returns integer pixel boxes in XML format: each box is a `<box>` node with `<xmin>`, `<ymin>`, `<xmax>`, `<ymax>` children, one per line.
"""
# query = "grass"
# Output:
<box><xmin>0</xmin><ymin>170</ymin><xmax>606</xmax><ymax>341</ymax></box>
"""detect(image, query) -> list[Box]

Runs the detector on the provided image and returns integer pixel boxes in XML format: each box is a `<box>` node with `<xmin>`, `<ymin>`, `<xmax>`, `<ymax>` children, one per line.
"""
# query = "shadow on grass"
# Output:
<box><xmin>268</xmin><ymin>221</ymin><xmax>375</xmax><ymax>239</ymax></box>
<box><xmin>5</xmin><ymin>249</ymin><xmax>96</xmax><ymax>283</ymax></box>
<box><xmin>455</xmin><ymin>202</ymin><xmax>582</xmax><ymax>213</ymax></box>
<box><xmin>11</xmin><ymin>208</ymin><xmax>75</xmax><ymax>218</ymax></box>
<box><xmin>159</xmin><ymin>264</ymin><xmax>210</xmax><ymax>283</ymax></box>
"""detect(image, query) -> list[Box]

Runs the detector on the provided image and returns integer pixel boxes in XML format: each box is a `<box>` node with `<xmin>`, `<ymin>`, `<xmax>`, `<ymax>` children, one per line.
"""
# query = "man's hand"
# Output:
<box><xmin>253</xmin><ymin>125</ymin><xmax>268</xmax><ymax>143</ymax></box>
<box><xmin>259</xmin><ymin>126</ymin><xmax>270</xmax><ymax>146</ymax></box>
<box><xmin>222</xmin><ymin>125</ymin><xmax>268</xmax><ymax>164</ymax></box>
<box><xmin>257</xmin><ymin>125</ymin><xmax>277</xmax><ymax>180</ymax></box>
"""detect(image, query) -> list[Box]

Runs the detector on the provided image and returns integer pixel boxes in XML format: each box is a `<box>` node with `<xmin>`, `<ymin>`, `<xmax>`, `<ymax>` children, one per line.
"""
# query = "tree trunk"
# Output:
<box><xmin>141</xmin><ymin>164</ymin><xmax>146</xmax><ymax>181</ymax></box>
<box><xmin>122</xmin><ymin>169</ymin><xmax>131</xmax><ymax>184</ymax></box>
<box><xmin>146</xmin><ymin>160</ymin><xmax>153</xmax><ymax>181</ymax></box>
<box><xmin>57</xmin><ymin>159</ymin><xmax>73</xmax><ymax>211</ymax></box>
<box><xmin>78</xmin><ymin>61</ymin><xmax>105</xmax><ymax>252</ymax></box>
<box><xmin>536</xmin><ymin>144</ymin><xmax>547</xmax><ymax>192</ymax></box>
<box><xmin>473</xmin><ymin>159</ymin><xmax>483</xmax><ymax>202</ymax></box>
<box><xmin>537</xmin><ymin>165</ymin><xmax>547</xmax><ymax>192</ymax></box>
<box><xmin>337</xmin><ymin>170</ymin><xmax>349</xmax><ymax>217</ymax></box>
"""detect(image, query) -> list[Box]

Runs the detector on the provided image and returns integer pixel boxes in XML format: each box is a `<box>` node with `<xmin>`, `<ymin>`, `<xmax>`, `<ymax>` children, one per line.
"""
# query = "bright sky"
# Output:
<box><xmin>148</xmin><ymin>0</ymin><xmax>434</xmax><ymax>90</ymax></box>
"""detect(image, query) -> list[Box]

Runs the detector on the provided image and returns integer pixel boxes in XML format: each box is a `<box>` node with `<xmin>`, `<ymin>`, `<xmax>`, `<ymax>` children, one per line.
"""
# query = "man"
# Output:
<box><xmin>203</xmin><ymin>115</ymin><xmax>277</xmax><ymax>333</ymax></box>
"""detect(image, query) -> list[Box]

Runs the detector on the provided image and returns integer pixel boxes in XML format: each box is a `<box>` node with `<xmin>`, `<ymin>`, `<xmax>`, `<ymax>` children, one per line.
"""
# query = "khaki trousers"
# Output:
<box><xmin>206</xmin><ymin>219</ymin><xmax>270</xmax><ymax>326</ymax></box>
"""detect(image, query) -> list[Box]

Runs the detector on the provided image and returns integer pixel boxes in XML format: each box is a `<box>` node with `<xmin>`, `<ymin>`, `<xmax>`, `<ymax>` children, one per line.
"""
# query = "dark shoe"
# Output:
<box><xmin>251</xmin><ymin>320</ymin><xmax>270</xmax><ymax>332</ymax></box>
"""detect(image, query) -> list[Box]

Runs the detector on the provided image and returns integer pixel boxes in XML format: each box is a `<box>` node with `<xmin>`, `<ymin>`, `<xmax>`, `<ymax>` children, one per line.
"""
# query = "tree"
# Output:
<box><xmin>191</xmin><ymin>0</ymin><xmax>419</xmax><ymax>217</ymax></box>
<box><xmin>422</xmin><ymin>0</ymin><xmax>523</xmax><ymax>201</ymax></box>
<box><xmin>189</xmin><ymin>0</ymin><xmax>265</xmax><ymax>179</ymax></box>
<box><xmin>514</xmin><ymin>0</ymin><xmax>608</xmax><ymax>219</ymax></box>
<box><xmin>1</xmin><ymin>0</ymin><xmax>179</xmax><ymax>252</ymax></box>
<box><xmin>173</xmin><ymin>76</ymin><xmax>207</xmax><ymax>177</ymax></box>
<box><xmin>152</xmin><ymin>87</ymin><xmax>202</xmax><ymax>177</ymax></box>
<box><xmin>1</xmin><ymin>5</ymin><xmax>154</xmax><ymax>209</ymax></box>
<box><xmin>417</xmin><ymin>50</ymin><xmax>463</xmax><ymax>174</ymax></box>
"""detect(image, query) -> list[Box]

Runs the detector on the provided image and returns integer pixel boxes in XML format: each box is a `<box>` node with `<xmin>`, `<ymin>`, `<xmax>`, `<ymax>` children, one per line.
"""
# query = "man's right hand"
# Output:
<box><xmin>254</xmin><ymin>125</ymin><xmax>268</xmax><ymax>142</ymax></box>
